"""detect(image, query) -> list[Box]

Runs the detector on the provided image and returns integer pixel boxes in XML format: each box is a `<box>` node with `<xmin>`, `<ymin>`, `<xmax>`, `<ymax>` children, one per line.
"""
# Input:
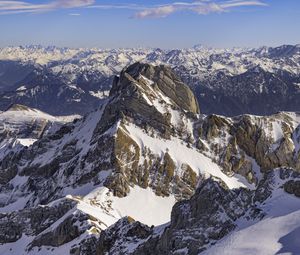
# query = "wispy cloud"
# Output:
<box><xmin>0</xmin><ymin>0</ymin><xmax>94</xmax><ymax>15</ymax></box>
<box><xmin>133</xmin><ymin>1</ymin><xmax>268</xmax><ymax>19</ymax></box>
<box><xmin>0</xmin><ymin>0</ymin><xmax>267</xmax><ymax>17</ymax></box>
<box><xmin>87</xmin><ymin>4</ymin><xmax>145</xmax><ymax>11</ymax></box>
<box><xmin>89</xmin><ymin>0</ymin><xmax>267</xmax><ymax>19</ymax></box>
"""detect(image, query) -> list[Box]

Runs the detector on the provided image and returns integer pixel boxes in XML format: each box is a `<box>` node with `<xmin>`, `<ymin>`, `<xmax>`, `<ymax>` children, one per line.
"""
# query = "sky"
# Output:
<box><xmin>0</xmin><ymin>0</ymin><xmax>299</xmax><ymax>49</ymax></box>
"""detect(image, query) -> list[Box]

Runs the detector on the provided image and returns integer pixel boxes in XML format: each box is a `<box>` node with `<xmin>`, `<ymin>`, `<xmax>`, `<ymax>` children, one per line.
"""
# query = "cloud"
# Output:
<box><xmin>134</xmin><ymin>5</ymin><xmax>177</xmax><ymax>19</ymax></box>
<box><xmin>133</xmin><ymin>1</ymin><xmax>268</xmax><ymax>19</ymax></box>
<box><xmin>53</xmin><ymin>0</ymin><xmax>94</xmax><ymax>8</ymax></box>
<box><xmin>0</xmin><ymin>0</ymin><xmax>94</xmax><ymax>15</ymax></box>
<box><xmin>86</xmin><ymin>4</ymin><xmax>144</xmax><ymax>11</ymax></box>
<box><xmin>0</xmin><ymin>0</ymin><xmax>267</xmax><ymax>17</ymax></box>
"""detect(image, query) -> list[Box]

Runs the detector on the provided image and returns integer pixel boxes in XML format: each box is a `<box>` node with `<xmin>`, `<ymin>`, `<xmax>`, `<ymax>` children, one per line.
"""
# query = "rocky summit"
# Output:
<box><xmin>0</xmin><ymin>62</ymin><xmax>300</xmax><ymax>254</ymax></box>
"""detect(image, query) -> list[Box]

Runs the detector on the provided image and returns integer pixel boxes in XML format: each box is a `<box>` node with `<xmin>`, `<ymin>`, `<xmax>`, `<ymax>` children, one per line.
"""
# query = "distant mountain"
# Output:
<box><xmin>0</xmin><ymin>45</ymin><xmax>299</xmax><ymax>116</ymax></box>
<box><xmin>0</xmin><ymin>63</ymin><xmax>300</xmax><ymax>254</ymax></box>
<box><xmin>0</xmin><ymin>60</ymin><xmax>36</xmax><ymax>91</ymax></box>
<box><xmin>0</xmin><ymin>104</ymin><xmax>78</xmax><ymax>160</ymax></box>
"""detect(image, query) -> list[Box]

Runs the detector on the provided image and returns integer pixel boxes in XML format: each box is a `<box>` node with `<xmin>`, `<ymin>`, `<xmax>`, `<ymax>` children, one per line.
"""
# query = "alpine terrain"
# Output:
<box><xmin>0</xmin><ymin>62</ymin><xmax>300</xmax><ymax>254</ymax></box>
<box><xmin>0</xmin><ymin>45</ymin><xmax>300</xmax><ymax>116</ymax></box>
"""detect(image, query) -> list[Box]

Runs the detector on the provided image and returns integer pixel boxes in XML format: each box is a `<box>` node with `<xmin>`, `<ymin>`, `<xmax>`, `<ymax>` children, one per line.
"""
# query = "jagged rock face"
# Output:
<box><xmin>95</xmin><ymin>217</ymin><xmax>153</xmax><ymax>255</ymax></box>
<box><xmin>194</xmin><ymin>112</ymin><xmax>300</xmax><ymax>183</ymax></box>
<box><xmin>1</xmin><ymin>62</ymin><xmax>300</xmax><ymax>254</ymax></box>
<box><xmin>0</xmin><ymin>63</ymin><xmax>299</xmax><ymax>209</ymax></box>
<box><xmin>113</xmin><ymin>62</ymin><xmax>200</xmax><ymax>114</ymax></box>
<box><xmin>131</xmin><ymin>169</ymin><xmax>300</xmax><ymax>255</ymax></box>
<box><xmin>0</xmin><ymin>62</ymin><xmax>202</xmax><ymax>210</ymax></box>
<box><xmin>105</xmin><ymin>125</ymin><xmax>197</xmax><ymax>199</ymax></box>
<box><xmin>0</xmin><ymin>104</ymin><xmax>76</xmax><ymax>185</ymax></box>
<box><xmin>150</xmin><ymin>183</ymin><xmax>249</xmax><ymax>254</ymax></box>
<box><xmin>104</xmin><ymin>127</ymin><xmax>143</xmax><ymax>197</ymax></box>
<box><xmin>134</xmin><ymin>180</ymin><xmax>251</xmax><ymax>255</ymax></box>
<box><xmin>284</xmin><ymin>180</ymin><xmax>300</xmax><ymax>197</ymax></box>
<box><xmin>0</xmin><ymin>200</ymin><xmax>75</xmax><ymax>245</ymax></box>
<box><xmin>1</xmin><ymin>165</ymin><xmax>298</xmax><ymax>254</ymax></box>
<box><xmin>97</xmin><ymin>62</ymin><xmax>199</xmax><ymax>137</ymax></box>
<box><xmin>30</xmin><ymin>212</ymin><xmax>90</xmax><ymax>248</ymax></box>
<box><xmin>0</xmin><ymin>197</ymin><xmax>107</xmax><ymax>254</ymax></box>
<box><xmin>0</xmin><ymin>104</ymin><xmax>70</xmax><ymax>143</ymax></box>
<box><xmin>91</xmin><ymin>63</ymin><xmax>201</xmax><ymax>199</ymax></box>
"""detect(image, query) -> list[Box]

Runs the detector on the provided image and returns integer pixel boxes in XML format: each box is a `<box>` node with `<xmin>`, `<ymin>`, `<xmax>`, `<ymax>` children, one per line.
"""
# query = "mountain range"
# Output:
<box><xmin>0</xmin><ymin>62</ymin><xmax>299</xmax><ymax>254</ymax></box>
<box><xmin>0</xmin><ymin>44</ymin><xmax>300</xmax><ymax>116</ymax></box>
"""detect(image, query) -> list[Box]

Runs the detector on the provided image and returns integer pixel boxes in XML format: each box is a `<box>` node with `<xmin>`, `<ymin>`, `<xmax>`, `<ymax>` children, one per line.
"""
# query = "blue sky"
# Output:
<box><xmin>0</xmin><ymin>0</ymin><xmax>299</xmax><ymax>48</ymax></box>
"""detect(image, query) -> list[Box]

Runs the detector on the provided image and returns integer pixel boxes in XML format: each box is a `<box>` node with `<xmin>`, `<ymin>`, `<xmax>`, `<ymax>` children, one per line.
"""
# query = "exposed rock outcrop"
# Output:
<box><xmin>1</xmin><ymin>62</ymin><xmax>300</xmax><ymax>254</ymax></box>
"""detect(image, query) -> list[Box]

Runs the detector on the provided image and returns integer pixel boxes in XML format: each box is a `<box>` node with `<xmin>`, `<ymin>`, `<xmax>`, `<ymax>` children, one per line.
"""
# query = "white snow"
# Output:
<box><xmin>0</xmin><ymin>195</ymin><xmax>31</xmax><ymax>213</ymax></box>
<box><xmin>76</xmin><ymin>185</ymin><xmax>176</xmax><ymax>227</ymax></box>
<box><xmin>123</xmin><ymin>122</ymin><xmax>250</xmax><ymax>189</ymax></box>
<box><xmin>0</xmin><ymin>105</ymin><xmax>79</xmax><ymax>124</ymax></box>
<box><xmin>141</xmin><ymin>93</ymin><xmax>153</xmax><ymax>106</ymax></box>
<box><xmin>112</xmin><ymin>186</ymin><xmax>175</xmax><ymax>226</ymax></box>
<box><xmin>89</xmin><ymin>90</ymin><xmax>109</xmax><ymax>99</ymax></box>
<box><xmin>17</xmin><ymin>138</ymin><xmax>37</xmax><ymax>147</ymax></box>
<box><xmin>152</xmin><ymin>99</ymin><xmax>167</xmax><ymax>113</ymax></box>
<box><xmin>203</xmin><ymin>187</ymin><xmax>300</xmax><ymax>255</ymax></box>
<box><xmin>0</xmin><ymin>235</ymin><xmax>34</xmax><ymax>255</ymax></box>
<box><xmin>16</xmin><ymin>85</ymin><xmax>27</xmax><ymax>91</ymax></box>
<box><xmin>140</xmin><ymin>75</ymin><xmax>154</xmax><ymax>86</ymax></box>
<box><xmin>245</xmin><ymin>155</ymin><xmax>263</xmax><ymax>183</ymax></box>
<box><xmin>272</xmin><ymin>121</ymin><xmax>284</xmax><ymax>142</ymax></box>
<box><xmin>294</xmin><ymin>82</ymin><xmax>300</xmax><ymax>89</ymax></box>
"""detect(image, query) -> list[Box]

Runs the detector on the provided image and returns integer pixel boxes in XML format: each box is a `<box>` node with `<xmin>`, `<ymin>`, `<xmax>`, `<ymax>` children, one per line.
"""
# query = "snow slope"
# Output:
<box><xmin>77</xmin><ymin>185</ymin><xmax>176</xmax><ymax>227</ymax></box>
<box><xmin>0</xmin><ymin>104</ymin><xmax>79</xmax><ymax>138</ymax></box>
<box><xmin>0</xmin><ymin>62</ymin><xmax>300</xmax><ymax>254</ymax></box>
<box><xmin>124</xmin><ymin>123</ymin><xmax>251</xmax><ymax>189</ymax></box>
<box><xmin>0</xmin><ymin>104</ymin><xmax>79</xmax><ymax>160</ymax></box>
<box><xmin>203</xmin><ymin>179</ymin><xmax>300</xmax><ymax>255</ymax></box>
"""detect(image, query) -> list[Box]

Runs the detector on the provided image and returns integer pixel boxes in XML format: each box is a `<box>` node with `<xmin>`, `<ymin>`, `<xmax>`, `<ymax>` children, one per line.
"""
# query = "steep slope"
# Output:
<box><xmin>129</xmin><ymin>169</ymin><xmax>300</xmax><ymax>255</ymax></box>
<box><xmin>0</xmin><ymin>46</ymin><xmax>150</xmax><ymax>115</ymax></box>
<box><xmin>192</xmin><ymin>67</ymin><xmax>300</xmax><ymax>116</ymax></box>
<box><xmin>0</xmin><ymin>68</ymin><xmax>109</xmax><ymax>116</ymax></box>
<box><xmin>194</xmin><ymin>112</ymin><xmax>300</xmax><ymax>184</ymax></box>
<box><xmin>68</xmin><ymin>169</ymin><xmax>300</xmax><ymax>255</ymax></box>
<box><xmin>0</xmin><ymin>104</ymin><xmax>78</xmax><ymax>161</ymax></box>
<box><xmin>0</xmin><ymin>63</ymin><xmax>246</xmax><ymax>253</ymax></box>
<box><xmin>0</xmin><ymin>62</ymin><xmax>232</xmax><ymax>210</ymax></box>
<box><xmin>0</xmin><ymin>63</ymin><xmax>300</xmax><ymax>254</ymax></box>
<box><xmin>0</xmin><ymin>60</ymin><xmax>36</xmax><ymax>92</ymax></box>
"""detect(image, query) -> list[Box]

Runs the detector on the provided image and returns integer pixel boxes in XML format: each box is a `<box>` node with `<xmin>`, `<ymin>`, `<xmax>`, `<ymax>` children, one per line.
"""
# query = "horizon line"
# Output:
<box><xmin>1</xmin><ymin>43</ymin><xmax>300</xmax><ymax>51</ymax></box>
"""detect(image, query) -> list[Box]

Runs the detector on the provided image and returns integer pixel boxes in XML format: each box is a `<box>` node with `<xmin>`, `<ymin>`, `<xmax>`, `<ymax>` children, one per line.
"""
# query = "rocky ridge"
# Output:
<box><xmin>0</xmin><ymin>44</ymin><xmax>300</xmax><ymax>116</ymax></box>
<box><xmin>0</xmin><ymin>63</ymin><xmax>299</xmax><ymax>254</ymax></box>
<box><xmin>0</xmin><ymin>104</ymin><xmax>78</xmax><ymax>171</ymax></box>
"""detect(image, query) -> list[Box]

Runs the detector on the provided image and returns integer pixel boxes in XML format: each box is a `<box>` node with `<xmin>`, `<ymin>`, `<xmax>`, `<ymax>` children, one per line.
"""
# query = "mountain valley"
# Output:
<box><xmin>0</xmin><ymin>45</ymin><xmax>300</xmax><ymax>116</ymax></box>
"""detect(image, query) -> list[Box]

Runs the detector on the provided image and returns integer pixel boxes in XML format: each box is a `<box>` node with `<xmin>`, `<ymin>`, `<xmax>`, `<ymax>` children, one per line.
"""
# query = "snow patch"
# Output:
<box><xmin>112</xmin><ymin>186</ymin><xmax>175</xmax><ymax>226</ymax></box>
<box><xmin>203</xmin><ymin>187</ymin><xmax>300</xmax><ymax>255</ymax></box>
<box><xmin>124</xmin><ymin>122</ymin><xmax>250</xmax><ymax>189</ymax></box>
<box><xmin>17</xmin><ymin>138</ymin><xmax>37</xmax><ymax>147</ymax></box>
<box><xmin>89</xmin><ymin>90</ymin><xmax>109</xmax><ymax>99</ymax></box>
